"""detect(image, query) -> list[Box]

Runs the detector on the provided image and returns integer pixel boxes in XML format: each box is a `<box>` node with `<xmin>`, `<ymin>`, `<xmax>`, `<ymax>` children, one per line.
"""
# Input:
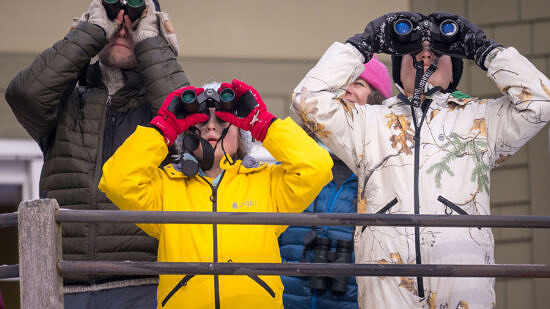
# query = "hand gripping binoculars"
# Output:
<box><xmin>393</xmin><ymin>17</ymin><xmax>459</xmax><ymax>44</ymax></box>
<box><xmin>102</xmin><ymin>0</ymin><xmax>146</xmax><ymax>21</ymax></box>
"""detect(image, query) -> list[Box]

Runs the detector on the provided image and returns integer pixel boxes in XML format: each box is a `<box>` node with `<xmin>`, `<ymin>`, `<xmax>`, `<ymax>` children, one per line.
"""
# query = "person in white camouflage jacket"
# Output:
<box><xmin>291</xmin><ymin>11</ymin><xmax>550</xmax><ymax>309</ymax></box>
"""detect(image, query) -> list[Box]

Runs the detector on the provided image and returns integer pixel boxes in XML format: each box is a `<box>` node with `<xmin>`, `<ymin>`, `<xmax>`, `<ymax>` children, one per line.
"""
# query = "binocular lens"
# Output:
<box><xmin>394</xmin><ymin>19</ymin><xmax>413</xmax><ymax>35</ymax></box>
<box><xmin>219</xmin><ymin>89</ymin><xmax>235</xmax><ymax>103</ymax></box>
<box><xmin>127</xmin><ymin>0</ymin><xmax>144</xmax><ymax>7</ymax></box>
<box><xmin>440</xmin><ymin>20</ymin><xmax>458</xmax><ymax>37</ymax></box>
<box><xmin>181</xmin><ymin>90</ymin><xmax>197</xmax><ymax>104</ymax></box>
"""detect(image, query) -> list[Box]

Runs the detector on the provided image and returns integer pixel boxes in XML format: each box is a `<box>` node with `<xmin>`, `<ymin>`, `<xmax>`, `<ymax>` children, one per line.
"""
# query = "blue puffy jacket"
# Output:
<box><xmin>279</xmin><ymin>162</ymin><xmax>358</xmax><ymax>309</ymax></box>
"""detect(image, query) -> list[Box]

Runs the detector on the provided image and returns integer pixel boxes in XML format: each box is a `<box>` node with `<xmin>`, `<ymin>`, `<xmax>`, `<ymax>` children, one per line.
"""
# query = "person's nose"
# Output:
<box><xmin>205</xmin><ymin>111</ymin><xmax>218</xmax><ymax>131</ymax></box>
<box><xmin>117</xmin><ymin>25</ymin><xmax>129</xmax><ymax>39</ymax></box>
<box><xmin>345</xmin><ymin>84</ymin><xmax>353</xmax><ymax>95</ymax></box>
<box><xmin>206</xmin><ymin>119</ymin><xmax>217</xmax><ymax>131</ymax></box>
<box><xmin>416</xmin><ymin>48</ymin><xmax>434</xmax><ymax>64</ymax></box>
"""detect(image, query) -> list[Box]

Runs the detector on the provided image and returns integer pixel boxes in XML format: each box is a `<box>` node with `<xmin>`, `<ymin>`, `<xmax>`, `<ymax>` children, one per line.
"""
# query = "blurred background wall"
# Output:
<box><xmin>0</xmin><ymin>0</ymin><xmax>549</xmax><ymax>308</ymax></box>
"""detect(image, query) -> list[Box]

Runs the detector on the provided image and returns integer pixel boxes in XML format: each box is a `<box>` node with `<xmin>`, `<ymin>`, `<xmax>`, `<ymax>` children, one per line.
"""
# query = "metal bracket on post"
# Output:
<box><xmin>18</xmin><ymin>199</ymin><xmax>63</xmax><ymax>308</ymax></box>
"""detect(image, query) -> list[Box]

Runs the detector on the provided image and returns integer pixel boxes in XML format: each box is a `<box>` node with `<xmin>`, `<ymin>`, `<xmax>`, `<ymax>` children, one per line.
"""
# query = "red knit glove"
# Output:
<box><xmin>150</xmin><ymin>86</ymin><xmax>209</xmax><ymax>146</ymax></box>
<box><xmin>215</xmin><ymin>79</ymin><xmax>277</xmax><ymax>142</ymax></box>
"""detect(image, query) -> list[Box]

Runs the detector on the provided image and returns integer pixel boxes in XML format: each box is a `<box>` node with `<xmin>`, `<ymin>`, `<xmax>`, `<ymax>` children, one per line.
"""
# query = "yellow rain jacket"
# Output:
<box><xmin>99</xmin><ymin>118</ymin><xmax>333</xmax><ymax>309</ymax></box>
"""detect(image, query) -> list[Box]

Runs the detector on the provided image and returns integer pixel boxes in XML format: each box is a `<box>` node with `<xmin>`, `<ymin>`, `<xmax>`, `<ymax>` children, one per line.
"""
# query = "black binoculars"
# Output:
<box><xmin>178</xmin><ymin>88</ymin><xmax>258</xmax><ymax>118</ymax></box>
<box><xmin>181</xmin><ymin>88</ymin><xmax>236</xmax><ymax>115</ymax></box>
<box><xmin>392</xmin><ymin>18</ymin><xmax>459</xmax><ymax>44</ymax></box>
<box><xmin>102</xmin><ymin>0</ymin><xmax>146</xmax><ymax>21</ymax></box>
<box><xmin>309</xmin><ymin>238</ymin><xmax>353</xmax><ymax>293</ymax></box>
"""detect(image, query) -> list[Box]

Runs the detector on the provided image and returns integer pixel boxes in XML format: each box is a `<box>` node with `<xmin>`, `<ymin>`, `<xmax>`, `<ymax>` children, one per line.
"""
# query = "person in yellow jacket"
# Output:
<box><xmin>99</xmin><ymin>79</ymin><xmax>333</xmax><ymax>309</ymax></box>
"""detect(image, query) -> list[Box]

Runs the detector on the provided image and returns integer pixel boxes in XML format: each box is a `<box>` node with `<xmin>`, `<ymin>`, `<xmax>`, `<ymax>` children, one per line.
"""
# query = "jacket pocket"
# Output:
<box><xmin>437</xmin><ymin>195</ymin><xmax>482</xmax><ymax>230</ymax></box>
<box><xmin>361</xmin><ymin>197</ymin><xmax>398</xmax><ymax>233</ymax></box>
<box><xmin>437</xmin><ymin>196</ymin><xmax>469</xmax><ymax>215</ymax></box>
<box><xmin>161</xmin><ymin>274</ymin><xmax>195</xmax><ymax>307</ymax></box>
<box><xmin>247</xmin><ymin>275</ymin><xmax>276</xmax><ymax>298</ymax></box>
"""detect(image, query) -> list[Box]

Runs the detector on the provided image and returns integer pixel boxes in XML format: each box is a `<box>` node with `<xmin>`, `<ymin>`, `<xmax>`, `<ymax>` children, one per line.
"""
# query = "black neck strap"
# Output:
<box><xmin>410</xmin><ymin>55</ymin><xmax>439</xmax><ymax>107</ymax></box>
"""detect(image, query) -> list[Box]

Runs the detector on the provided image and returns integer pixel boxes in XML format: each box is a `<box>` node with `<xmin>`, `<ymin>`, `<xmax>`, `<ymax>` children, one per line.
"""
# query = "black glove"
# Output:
<box><xmin>428</xmin><ymin>12</ymin><xmax>502</xmax><ymax>70</ymax></box>
<box><xmin>346</xmin><ymin>12</ymin><xmax>427</xmax><ymax>62</ymax></box>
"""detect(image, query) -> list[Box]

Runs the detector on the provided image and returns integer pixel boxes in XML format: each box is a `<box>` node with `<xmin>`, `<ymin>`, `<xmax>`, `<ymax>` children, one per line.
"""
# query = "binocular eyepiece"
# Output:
<box><xmin>392</xmin><ymin>17</ymin><xmax>459</xmax><ymax>44</ymax></box>
<box><xmin>179</xmin><ymin>87</ymin><xmax>258</xmax><ymax>119</ymax></box>
<box><xmin>102</xmin><ymin>0</ymin><xmax>146</xmax><ymax>22</ymax></box>
<box><xmin>438</xmin><ymin>19</ymin><xmax>459</xmax><ymax>38</ymax></box>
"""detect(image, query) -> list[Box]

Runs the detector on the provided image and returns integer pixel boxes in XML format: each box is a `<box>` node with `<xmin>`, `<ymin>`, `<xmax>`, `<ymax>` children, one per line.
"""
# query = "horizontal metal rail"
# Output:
<box><xmin>0</xmin><ymin>264</ymin><xmax>19</xmax><ymax>279</ymax></box>
<box><xmin>55</xmin><ymin>210</ymin><xmax>550</xmax><ymax>228</ymax></box>
<box><xmin>58</xmin><ymin>261</ymin><xmax>550</xmax><ymax>278</ymax></box>
<box><xmin>0</xmin><ymin>212</ymin><xmax>18</xmax><ymax>228</ymax></box>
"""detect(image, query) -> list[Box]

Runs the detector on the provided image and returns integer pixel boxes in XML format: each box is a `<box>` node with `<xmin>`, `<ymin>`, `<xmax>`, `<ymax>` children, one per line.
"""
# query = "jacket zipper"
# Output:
<box><xmin>200</xmin><ymin>172</ymin><xmax>225</xmax><ymax>309</ymax></box>
<box><xmin>88</xmin><ymin>94</ymin><xmax>112</xmax><ymax>272</ymax></box>
<box><xmin>409</xmin><ymin>99</ymin><xmax>430</xmax><ymax>299</ymax></box>
<box><xmin>323</xmin><ymin>175</ymin><xmax>356</xmax><ymax>234</ymax></box>
<box><xmin>103</xmin><ymin>99</ymin><xmax>117</xmax><ymax>164</ymax></box>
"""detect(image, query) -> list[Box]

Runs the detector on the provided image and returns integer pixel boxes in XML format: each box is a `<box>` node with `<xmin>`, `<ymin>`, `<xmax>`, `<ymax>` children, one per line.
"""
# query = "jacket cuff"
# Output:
<box><xmin>134</xmin><ymin>36</ymin><xmax>172</xmax><ymax>58</ymax></box>
<box><xmin>69</xmin><ymin>22</ymin><xmax>109</xmax><ymax>51</ymax></box>
<box><xmin>484</xmin><ymin>46</ymin><xmax>506</xmax><ymax>70</ymax></box>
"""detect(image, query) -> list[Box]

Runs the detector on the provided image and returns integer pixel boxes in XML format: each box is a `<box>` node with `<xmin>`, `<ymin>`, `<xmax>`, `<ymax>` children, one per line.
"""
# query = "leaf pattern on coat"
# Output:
<box><xmin>427</xmin><ymin>291</ymin><xmax>437</xmax><ymax>309</ymax></box>
<box><xmin>430</xmin><ymin>109</ymin><xmax>439</xmax><ymax>122</ymax></box>
<box><xmin>357</xmin><ymin>188</ymin><xmax>367</xmax><ymax>214</ymax></box>
<box><xmin>447</xmin><ymin>102</ymin><xmax>467</xmax><ymax>111</ymax></box>
<box><xmin>427</xmin><ymin>131</ymin><xmax>489</xmax><ymax>193</ymax></box>
<box><xmin>540</xmin><ymin>79</ymin><xmax>550</xmax><ymax>98</ymax></box>
<box><xmin>458</xmin><ymin>98</ymin><xmax>476</xmax><ymax>104</ymax></box>
<box><xmin>385</xmin><ymin>113</ymin><xmax>414</xmax><ymax>155</ymax></box>
<box><xmin>291</xmin><ymin>88</ymin><xmax>332</xmax><ymax>138</ymax></box>
<box><xmin>378</xmin><ymin>252</ymin><xmax>417</xmax><ymax>295</ymax></box>
<box><xmin>495</xmin><ymin>154</ymin><xmax>511</xmax><ymax>166</ymax></box>
<box><xmin>470</xmin><ymin>118</ymin><xmax>487</xmax><ymax>137</ymax></box>
<box><xmin>447</xmin><ymin>97</ymin><xmax>476</xmax><ymax>111</ymax></box>
<box><xmin>339</xmin><ymin>97</ymin><xmax>357</xmax><ymax>120</ymax></box>
<box><xmin>456</xmin><ymin>300</ymin><xmax>469</xmax><ymax>309</ymax></box>
<box><xmin>516</xmin><ymin>87</ymin><xmax>533</xmax><ymax>102</ymax></box>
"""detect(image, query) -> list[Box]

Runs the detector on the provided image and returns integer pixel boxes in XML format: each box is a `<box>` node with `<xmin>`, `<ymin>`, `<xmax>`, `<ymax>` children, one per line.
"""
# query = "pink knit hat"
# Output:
<box><xmin>358</xmin><ymin>55</ymin><xmax>392</xmax><ymax>98</ymax></box>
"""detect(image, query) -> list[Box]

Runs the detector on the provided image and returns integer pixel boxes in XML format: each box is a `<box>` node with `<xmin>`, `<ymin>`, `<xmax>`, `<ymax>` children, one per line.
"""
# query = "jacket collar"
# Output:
<box><xmin>386</xmin><ymin>82</ymin><xmax>452</xmax><ymax>109</ymax></box>
<box><xmin>163</xmin><ymin>155</ymin><xmax>268</xmax><ymax>179</ymax></box>
<box><xmin>86</xmin><ymin>61</ymin><xmax>147</xmax><ymax>111</ymax></box>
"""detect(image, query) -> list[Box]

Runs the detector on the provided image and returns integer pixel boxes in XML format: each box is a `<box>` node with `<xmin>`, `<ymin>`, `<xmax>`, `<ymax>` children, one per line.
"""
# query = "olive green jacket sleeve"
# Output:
<box><xmin>5</xmin><ymin>22</ymin><xmax>107</xmax><ymax>150</ymax></box>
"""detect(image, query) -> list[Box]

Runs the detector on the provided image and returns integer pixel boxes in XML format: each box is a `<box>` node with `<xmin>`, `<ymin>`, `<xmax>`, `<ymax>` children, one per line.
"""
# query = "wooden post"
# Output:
<box><xmin>18</xmin><ymin>199</ymin><xmax>63</xmax><ymax>308</ymax></box>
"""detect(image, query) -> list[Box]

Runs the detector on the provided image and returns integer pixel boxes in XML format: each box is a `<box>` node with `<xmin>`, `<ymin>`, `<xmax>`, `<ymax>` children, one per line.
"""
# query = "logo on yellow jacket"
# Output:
<box><xmin>232</xmin><ymin>200</ymin><xmax>258</xmax><ymax>209</ymax></box>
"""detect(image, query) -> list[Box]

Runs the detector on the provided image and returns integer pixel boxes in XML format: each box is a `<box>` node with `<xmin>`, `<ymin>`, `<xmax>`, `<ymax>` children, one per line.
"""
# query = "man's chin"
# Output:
<box><xmin>99</xmin><ymin>51</ymin><xmax>137</xmax><ymax>69</ymax></box>
<box><xmin>107</xmin><ymin>58</ymin><xmax>137</xmax><ymax>69</ymax></box>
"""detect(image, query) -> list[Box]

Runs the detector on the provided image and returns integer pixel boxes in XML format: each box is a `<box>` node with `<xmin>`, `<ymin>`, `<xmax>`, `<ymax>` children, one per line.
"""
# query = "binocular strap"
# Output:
<box><xmin>218</xmin><ymin>126</ymin><xmax>235</xmax><ymax>166</ymax></box>
<box><xmin>411</xmin><ymin>56</ymin><xmax>439</xmax><ymax>107</ymax></box>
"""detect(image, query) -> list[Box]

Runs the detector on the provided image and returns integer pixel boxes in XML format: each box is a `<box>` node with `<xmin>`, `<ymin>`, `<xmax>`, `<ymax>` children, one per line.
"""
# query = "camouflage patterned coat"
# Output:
<box><xmin>291</xmin><ymin>42</ymin><xmax>550</xmax><ymax>309</ymax></box>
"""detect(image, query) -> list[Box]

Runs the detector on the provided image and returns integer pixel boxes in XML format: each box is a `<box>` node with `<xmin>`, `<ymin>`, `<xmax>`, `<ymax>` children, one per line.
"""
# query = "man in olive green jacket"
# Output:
<box><xmin>5</xmin><ymin>0</ymin><xmax>188</xmax><ymax>307</ymax></box>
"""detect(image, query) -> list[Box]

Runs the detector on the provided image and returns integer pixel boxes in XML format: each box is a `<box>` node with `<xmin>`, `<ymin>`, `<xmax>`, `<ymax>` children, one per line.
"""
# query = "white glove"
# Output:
<box><xmin>127</xmin><ymin>0</ymin><xmax>159</xmax><ymax>43</ymax></box>
<box><xmin>157</xmin><ymin>11</ymin><xmax>180</xmax><ymax>56</ymax></box>
<box><xmin>71</xmin><ymin>0</ymin><xmax>121</xmax><ymax>39</ymax></box>
<box><xmin>126</xmin><ymin>0</ymin><xmax>180</xmax><ymax>56</ymax></box>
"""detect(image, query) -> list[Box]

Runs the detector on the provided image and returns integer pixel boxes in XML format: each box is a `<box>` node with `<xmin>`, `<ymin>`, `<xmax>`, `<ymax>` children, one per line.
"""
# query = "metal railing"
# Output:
<box><xmin>3</xmin><ymin>198</ymin><xmax>550</xmax><ymax>308</ymax></box>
